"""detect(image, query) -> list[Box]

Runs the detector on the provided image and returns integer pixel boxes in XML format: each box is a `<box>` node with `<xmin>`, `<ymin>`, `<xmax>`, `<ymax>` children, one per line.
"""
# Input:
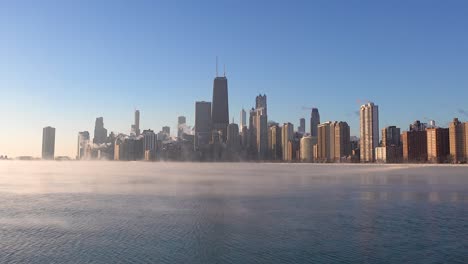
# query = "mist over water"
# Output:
<box><xmin>0</xmin><ymin>162</ymin><xmax>466</xmax><ymax>263</ymax></box>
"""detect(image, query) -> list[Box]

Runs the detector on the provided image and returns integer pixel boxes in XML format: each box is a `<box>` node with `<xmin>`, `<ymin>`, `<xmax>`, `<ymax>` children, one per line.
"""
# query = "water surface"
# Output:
<box><xmin>0</xmin><ymin>162</ymin><xmax>467</xmax><ymax>263</ymax></box>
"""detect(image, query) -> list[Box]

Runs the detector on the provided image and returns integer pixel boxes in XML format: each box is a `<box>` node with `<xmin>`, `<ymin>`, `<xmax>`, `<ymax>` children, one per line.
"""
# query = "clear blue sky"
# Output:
<box><xmin>1</xmin><ymin>0</ymin><xmax>467</xmax><ymax>157</ymax></box>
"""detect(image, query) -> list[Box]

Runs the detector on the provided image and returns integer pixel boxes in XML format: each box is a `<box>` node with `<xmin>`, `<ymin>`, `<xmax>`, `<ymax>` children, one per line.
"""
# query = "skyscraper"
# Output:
<box><xmin>379</xmin><ymin>126</ymin><xmax>403</xmax><ymax>163</ymax></box>
<box><xmin>255</xmin><ymin>94</ymin><xmax>267</xmax><ymax>115</ymax></box>
<box><xmin>427</xmin><ymin>127</ymin><xmax>450</xmax><ymax>163</ymax></box>
<box><xmin>269</xmin><ymin>124</ymin><xmax>282</xmax><ymax>160</ymax></box>
<box><xmin>240</xmin><ymin>108</ymin><xmax>246</xmax><ymax>128</ymax></box>
<box><xmin>402</xmin><ymin>130</ymin><xmax>427</xmax><ymax>162</ymax></box>
<box><xmin>77</xmin><ymin>131</ymin><xmax>90</xmax><ymax>160</ymax></box>
<box><xmin>42</xmin><ymin>126</ymin><xmax>55</xmax><ymax>160</ymax></box>
<box><xmin>162</xmin><ymin>126</ymin><xmax>170</xmax><ymax>136</ymax></box>
<box><xmin>93</xmin><ymin>117</ymin><xmax>108</xmax><ymax>144</ymax></box>
<box><xmin>227</xmin><ymin>123</ymin><xmax>240</xmax><ymax>151</ymax></box>
<box><xmin>382</xmin><ymin>126</ymin><xmax>401</xmax><ymax>147</ymax></box>
<box><xmin>282</xmin><ymin>123</ymin><xmax>294</xmax><ymax>161</ymax></box>
<box><xmin>449</xmin><ymin>118</ymin><xmax>465</xmax><ymax>163</ymax></box>
<box><xmin>310</xmin><ymin>108</ymin><xmax>320</xmax><ymax>137</ymax></box>
<box><xmin>131</xmin><ymin>110</ymin><xmax>141</xmax><ymax>136</ymax></box>
<box><xmin>360</xmin><ymin>102</ymin><xmax>379</xmax><ymax>162</ymax></box>
<box><xmin>300</xmin><ymin>136</ymin><xmax>313</xmax><ymax>162</ymax></box>
<box><xmin>298</xmin><ymin>118</ymin><xmax>306</xmax><ymax>134</ymax></box>
<box><xmin>249</xmin><ymin>95</ymin><xmax>268</xmax><ymax>160</ymax></box>
<box><xmin>195</xmin><ymin>101</ymin><xmax>212</xmax><ymax>149</ymax></box>
<box><xmin>317</xmin><ymin>121</ymin><xmax>333</xmax><ymax>162</ymax></box>
<box><xmin>211</xmin><ymin>75</ymin><xmax>229</xmax><ymax>142</ymax></box>
<box><xmin>333</xmin><ymin>121</ymin><xmax>351</xmax><ymax>161</ymax></box>
<box><xmin>177</xmin><ymin>116</ymin><xmax>186</xmax><ymax>139</ymax></box>
<box><xmin>142</xmin><ymin>129</ymin><xmax>157</xmax><ymax>151</ymax></box>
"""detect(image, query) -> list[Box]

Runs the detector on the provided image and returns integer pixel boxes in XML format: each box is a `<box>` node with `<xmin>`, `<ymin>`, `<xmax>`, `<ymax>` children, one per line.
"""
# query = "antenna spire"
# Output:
<box><xmin>216</xmin><ymin>56</ymin><xmax>218</xmax><ymax>77</ymax></box>
<box><xmin>224</xmin><ymin>64</ymin><xmax>226</xmax><ymax>77</ymax></box>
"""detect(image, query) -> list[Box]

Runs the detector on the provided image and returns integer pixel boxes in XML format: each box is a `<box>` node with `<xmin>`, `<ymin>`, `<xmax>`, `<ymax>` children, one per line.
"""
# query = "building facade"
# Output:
<box><xmin>93</xmin><ymin>117</ymin><xmax>108</xmax><ymax>144</ymax></box>
<box><xmin>42</xmin><ymin>126</ymin><xmax>56</xmax><ymax>160</ymax></box>
<box><xmin>77</xmin><ymin>131</ymin><xmax>90</xmax><ymax>160</ymax></box>
<box><xmin>211</xmin><ymin>76</ymin><xmax>229</xmax><ymax>142</ymax></box>
<box><xmin>282</xmin><ymin>123</ymin><xmax>294</xmax><ymax>161</ymax></box>
<box><xmin>195</xmin><ymin>101</ymin><xmax>212</xmax><ymax>149</ymax></box>
<box><xmin>427</xmin><ymin>127</ymin><xmax>450</xmax><ymax>163</ymax></box>
<box><xmin>449</xmin><ymin>118</ymin><xmax>466</xmax><ymax>163</ymax></box>
<box><xmin>310</xmin><ymin>108</ymin><xmax>320</xmax><ymax>137</ymax></box>
<box><xmin>402</xmin><ymin>130</ymin><xmax>427</xmax><ymax>162</ymax></box>
<box><xmin>360</xmin><ymin>102</ymin><xmax>379</xmax><ymax>162</ymax></box>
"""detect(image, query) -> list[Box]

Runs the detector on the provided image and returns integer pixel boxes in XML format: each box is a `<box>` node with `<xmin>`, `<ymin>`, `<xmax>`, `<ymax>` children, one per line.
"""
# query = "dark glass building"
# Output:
<box><xmin>211</xmin><ymin>76</ymin><xmax>229</xmax><ymax>142</ymax></box>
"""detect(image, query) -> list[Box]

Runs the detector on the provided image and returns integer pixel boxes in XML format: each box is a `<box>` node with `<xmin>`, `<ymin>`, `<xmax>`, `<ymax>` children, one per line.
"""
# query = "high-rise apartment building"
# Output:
<box><xmin>227</xmin><ymin>123</ymin><xmax>240</xmax><ymax>151</ymax></box>
<box><xmin>360</xmin><ymin>102</ymin><xmax>379</xmax><ymax>162</ymax></box>
<box><xmin>93</xmin><ymin>117</ymin><xmax>108</xmax><ymax>144</ymax></box>
<box><xmin>195</xmin><ymin>101</ymin><xmax>212</xmax><ymax>149</ymax></box>
<box><xmin>300</xmin><ymin>136</ymin><xmax>313</xmax><ymax>162</ymax></box>
<box><xmin>449</xmin><ymin>118</ymin><xmax>465</xmax><ymax>163</ymax></box>
<box><xmin>42</xmin><ymin>126</ymin><xmax>56</xmax><ymax>160</ymax></box>
<box><xmin>333</xmin><ymin>121</ymin><xmax>351</xmax><ymax>161</ymax></box>
<box><xmin>317</xmin><ymin>121</ymin><xmax>350</xmax><ymax>162</ymax></box>
<box><xmin>249</xmin><ymin>96</ymin><xmax>268</xmax><ymax>160</ymax></box>
<box><xmin>317</xmin><ymin>122</ymin><xmax>333</xmax><ymax>162</ymax></box>
<box><xmin>382</xmin><ymin>126</ymin><xmax>401</xmax><ymax>147</ymax></box>
<box><xmin>282</xmin><ymin>123</ymin><xmax>294</xmax><ymax>161</ymax></box>
<box><xmin>310</xmin><ymin>108</ymin><xmax>320</xmax><ymax>137</ymax></box>
<box><xmin>269</xmin><ymin>124</ymin><xmax>282</xmax><ymax>160</ymax></box>
<box><xmin>378</xmin><ymin>126</ymin><xmax>402</xmax><ymax>163</ymax></box>
<box><xmin>240</xmin><ymin>108</ymin><xmax>247</xmax><ymax>128</ymax></box>
<box><xmin>427</xmin><ymin>127</ymin><xmax>450</xmax><ymax>163</ymax></box>
<box><xmin>211</xmin><ymin>76</ymin><xmax>229</xmax><ymax>142</ymax></box>
<box><xmin>402</xmin><ymin>130</ymin><xmax>427</xmax><ymax>162</ymax></box>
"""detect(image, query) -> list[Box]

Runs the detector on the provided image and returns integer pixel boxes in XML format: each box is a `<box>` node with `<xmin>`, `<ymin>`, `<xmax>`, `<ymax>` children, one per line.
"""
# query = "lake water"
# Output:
<box><xmin>0</xmin><ymin>161</ymin><xmax>467</xmax><ymax>263</ymax></box>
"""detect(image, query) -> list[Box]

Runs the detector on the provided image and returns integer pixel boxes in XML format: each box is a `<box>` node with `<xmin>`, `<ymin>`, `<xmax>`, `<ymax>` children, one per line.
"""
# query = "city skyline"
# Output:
<box><xmin>1</xmin><ymin>1</ymin><xmax>468</xmax><ymax>157</ymax></box>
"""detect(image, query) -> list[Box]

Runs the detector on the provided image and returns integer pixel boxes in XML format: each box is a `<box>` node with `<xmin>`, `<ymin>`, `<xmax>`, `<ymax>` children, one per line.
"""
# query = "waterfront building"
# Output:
<box><xmin>382</xmin><ymin>126</ymin><xmax>401</xmax><ymax>147</ymax></box>
<box><xmin>269</xmin><ymin>124</ymin><xmax>282</xmax><ymax>160</ymax></box>
<box><xmin>402</xmin><ymin>130</ymin><xmax>427</xmax><ymax>162</ymax></box>
<box><xmin>42</xmin><ymin>126</ymin><xmax>56</xmax><ymax>160</ymax></box>
<box><xmin>300</xmin><ymin>136</ymin><xmax>313</xmax><ymax>162</ymax></box>
<box><xmin>195</xmin><ymin>101</ymin><xmax>212</xmax><ymax>149</ymax></box>
<box><xmin>360</xmin><ymin>102</ymin><xmax>379</xmax><ymax>162</ymax></box>
<box><xmin>211</xmin><ymin>75</ymin><xmax>229</xmax><ymax>142</ymax></box>
<box><xmin>449</xmin><ymin>118</ymin><xmax>466</xmax><ymax>163</ymax></box>
<box><xmin>427</xmin><ymin>127</ymin><xmax>450</xmax><ymax>163</ymax></box>
<box><xmin>310</xmin><ymin>108</ymin><xmax>320</xmax><ymax>137</ymax></box>
<box><xmin>282</xmin><ymin>123</ymin><xmax>294</xmax><ymax>161</ymax></box>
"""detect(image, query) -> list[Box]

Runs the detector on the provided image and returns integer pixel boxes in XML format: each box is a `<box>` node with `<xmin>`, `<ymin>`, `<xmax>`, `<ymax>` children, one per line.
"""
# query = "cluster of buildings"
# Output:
<box><xmin>38</xmin><ymin>68</ymin><xmax>468</xmax><ymax>164</ymax></box>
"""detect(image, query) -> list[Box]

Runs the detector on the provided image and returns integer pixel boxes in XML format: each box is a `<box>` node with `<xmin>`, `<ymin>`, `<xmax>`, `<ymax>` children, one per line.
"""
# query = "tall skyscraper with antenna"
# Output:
<box><xmin>211</xmin><ymin>58</ymin><xmax>229</xmax><ymax>142</ymax></box>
